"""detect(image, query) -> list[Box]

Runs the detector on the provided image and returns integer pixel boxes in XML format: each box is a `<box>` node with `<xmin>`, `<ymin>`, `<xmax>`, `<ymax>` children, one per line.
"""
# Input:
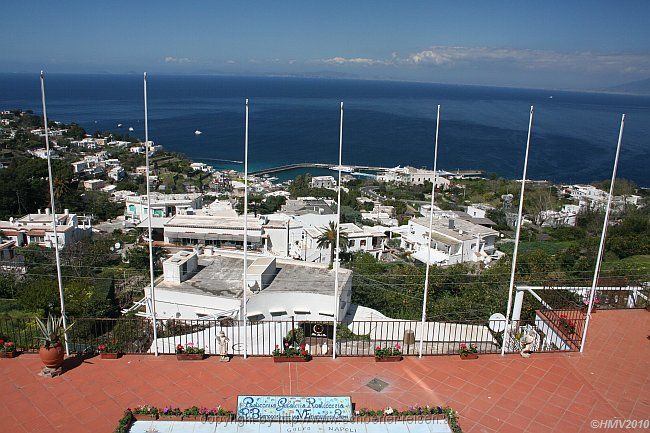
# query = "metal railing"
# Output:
<box><xmin>0</xmin><ymin>312</ymin><xmax>590</xmax><ymax>356</ymax></box>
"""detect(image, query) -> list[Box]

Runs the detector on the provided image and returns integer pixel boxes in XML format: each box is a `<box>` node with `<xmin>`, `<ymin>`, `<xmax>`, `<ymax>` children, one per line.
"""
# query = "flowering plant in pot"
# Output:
<box><xmin>206</xmin><ymin>406</ymin><xmax>234</xmax><ymax>422</ymax></box>
<box><xmin>558</xmin><ymin>314</ymin><xmax>577</xmax><ymax>335</ymax></box>
<box><xmin>98</xmin><ymin>340</ymin><xmax>122</xmax><ymax>359</ymax></box>
<box><xmin>459</xmin><ymin>343</ymin><xmax>479</xmax><ymax>359</ymax></box>
<box><xmin>159</xmin><ymin>406</ymin><xmax>183</xmax><ymax>421</ymax></box>
<box><xmin>131</xmin><ymin>405</ymin><xmax>159</xmax><ymax>421</ymax></box>
<box><xmin>176</xmin><ymin>342</ymin><xmax>205</xmax><ymax>360</ymax></box>
<box><xmin>272</xmin><ymin>340</ymin><xmax>311</xmax><ymax>362</ymax></box>
<box><xmin>0</xmin><ymin>339</ymin><xmax>17</xmax><ymax>358</ymax></box>
<box><xmin>374</xmin><ymin>343</ymin><xmax>402</xmax><ymax>361</ymax></box>
<box><xmin>35</xmin><ymin>314</ymin><xmax>73</xmax><ymax>369</ymax></box>
<box><xmin>582</xmin><ymin>297</ymin><xmax>600</xmax><ymax>313</ymax></box>
<box><xmin>181</xmin><ymin>406</ymin><xmax>205</xmax><ymax>421</ymax></box>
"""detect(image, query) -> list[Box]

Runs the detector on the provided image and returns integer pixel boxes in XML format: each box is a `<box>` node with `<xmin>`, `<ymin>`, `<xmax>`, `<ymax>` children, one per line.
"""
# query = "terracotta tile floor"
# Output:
<box><xmin>0</xmin><ymin>309</ymin><xmax>648</xmax><ymax>433</ymax></box>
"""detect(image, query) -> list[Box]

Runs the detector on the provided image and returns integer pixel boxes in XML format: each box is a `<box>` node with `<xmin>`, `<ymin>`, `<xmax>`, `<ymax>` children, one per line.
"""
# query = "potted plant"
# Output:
<box><xmin>558</xmin><ymin>314</ymin><xmax>577</xmax><ymax>335</ymax></box>
<box><xmin>0</xmin><ymin>339</ymin><xmax>18</xmax><ymax>358</ymax></box>
<box><xmin>97</xmin><ymin>340</ymin><xmax>122</xmax><ymax>359</ymax></box>
<box><xmin>181</xmin><ymin>406</ymin><xmax>205</xmax><ymax>422</ymax></box>
<box><xmin>459</xmin><ymin>343</ymin><xmax>479</xmax><ymax>359</ymax></box>
<box><xmin>159</xmin><ymin>406</ymin><xmax>183</xmax><ymax>421</ymax></box>
<box><xmin>581</xmin><ymin>297</ymin><xmax>600</xmax><ymax>313</ymax></box>
<box><xmin>206</xmin><ymin>406</ymin><xmax>234</xmax><ymax>422</ymax></box>
<box><xmin>35</xmin><ymin>315</ymin><xmax>72</xmax><ymax>369</ymax></box>
<box><xmin>272</xmin><ymin>341</ymin><xmax>311</xmax><ymax>362</ymax></box>
<box><xmin>132</xmin><ymin>405</ymin><xmax>159</xmax><ymax>421</ymax></box>
<box><xmin>374</xmin><ymin>343</ymin><xmax>402</xmax><ymax>362</ymax></box>
<box><xmin>176</xmin><ymin>342</ymin><xmax>205</xmax><ymax>360</ymax></box>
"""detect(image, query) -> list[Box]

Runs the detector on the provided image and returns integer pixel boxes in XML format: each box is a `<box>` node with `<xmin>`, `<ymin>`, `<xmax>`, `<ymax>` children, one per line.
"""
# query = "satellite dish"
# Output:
<box><xmin>488</xmin><ymin>313</ymin><xmax>507</xmax><ymax>333</ymax></box>
<box><xmin>114</xmin><ymin>242</ymin><xmax>121</xmax><ymax>250</ymax></box>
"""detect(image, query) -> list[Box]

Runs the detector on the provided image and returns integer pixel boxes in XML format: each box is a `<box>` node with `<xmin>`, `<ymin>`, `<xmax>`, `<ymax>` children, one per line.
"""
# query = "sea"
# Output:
<box><xmin>0</xmin><ymin>73</ymin><xmax>649</xmax><ymax>186</ymax></box>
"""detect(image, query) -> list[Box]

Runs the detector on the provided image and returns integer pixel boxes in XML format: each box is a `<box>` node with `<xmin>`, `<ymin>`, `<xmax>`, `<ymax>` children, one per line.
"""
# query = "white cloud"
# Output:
<box><xmin>164</xmin><ymin>56</ymin><xmax>192</xmax><ymax>64</ymax></box>
<box><xmin>315</xmin><ymin>46</ymin><xmax>650</xmax><ymax>75</ymax></box>
<box><xmin>318</xmin><ymin>56</ymin><xmax>389</xmax><ymax>66</ymax></box>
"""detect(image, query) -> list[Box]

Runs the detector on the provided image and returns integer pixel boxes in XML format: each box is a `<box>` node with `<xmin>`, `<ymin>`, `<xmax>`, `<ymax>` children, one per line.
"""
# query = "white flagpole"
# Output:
<box><xmin>501</xmin><ymin>105</ymin><xmax>534</xmax><ymax>356</ymax></box>
<box><xmin>40</xmin><ymin>71</ymin><xmax>70</xmax><ymax>356</ymax></box>
<box><xmin>580</xmin><ymin>114</ymin><xmax>625</xmax><ymax>353</ymax></box>
<box><xmin>418</xmin><ymin>104</ymin><xmax>441</xmax><ymax>358</ymax></box>
<box><xmin>243</xmin><ymin>98</ymin><xmax>249</xmax><ymax>359</ymax></box>
<box><xmin>143</xmin><ymin>72</ymin><xmax>159</xmax><ymax>356</ymax></box>
<box><xmin>332</xmin><ymin>101</ymin><xmax>344</xmax><ymax>360</ymax></box>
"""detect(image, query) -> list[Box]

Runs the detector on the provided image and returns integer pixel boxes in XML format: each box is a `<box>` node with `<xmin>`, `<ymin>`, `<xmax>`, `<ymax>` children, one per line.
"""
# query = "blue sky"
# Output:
<box><xmin>2</xmin><ymin>1</ymin><xmax>650</xmax><ymax>89</ymax></box>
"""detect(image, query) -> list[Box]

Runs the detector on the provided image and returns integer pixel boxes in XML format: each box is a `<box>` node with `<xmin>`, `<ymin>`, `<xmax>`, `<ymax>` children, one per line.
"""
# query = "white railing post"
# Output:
<box><xmin>40</xmin><ymin>71</ymin><xmax>70</xmax><ymax>356</ymax></box>
<box><xmin>143</xmin><ymin>72</ymin><xmax>159</xmax><ymax>356</ymax></box>
<box><xmin>332</xmin><ymin>102</ymin><xmax>344</xmax><ymax>360</ymax></box>
<box><xmin>418</xmin><ymin>104</ymin><xmax>441</xmax><ymax>358</ymax></box>
<box><xmin>243</xmin><ymin>98</ymin><xmax>249</xmax><ymax>359</ymax></box>
<box><xmin>580</xmin><ymin>114</ymin><xmax>625</xmax><ymax>353</ymax></box>
<box><xmin>501</xmin><ymin>106</ymin><xmax>534</xmax><ymax>356</ymax></box>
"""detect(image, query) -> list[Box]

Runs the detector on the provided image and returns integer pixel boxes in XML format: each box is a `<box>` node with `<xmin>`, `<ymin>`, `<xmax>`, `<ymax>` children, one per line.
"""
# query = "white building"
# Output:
<box><xmin>83</xmin><ymin>179</ymin><xmax>105</xmax><ymax>191</ymax></box>
<box><xmin>399</xmin><ymin>216</ymin><xmax>499</xmax><ymax>266</ymax></box>
<box><xmin>147</xmin><ymin>251</ymin><xmax>352</xmax><ymax>322</ymax></box>
<box><xmin>303</xmin><ymin>222</ymin><xmax>387</xmax><ymax>263</ymax></box>
<box><xmin>310</xmin><ymin>176</ymin><xmax>337</xmax><ymax>189</ymax></box>
<box><xmin>0</xmin><ymin>209</ymin><xmax>92</xmax><ymax>249</ymax></box>
<box><xmin>162</xmin><ymin>214</ymin><xmax>266</xmax><ymax>251</ymax></box>
<box><xmin>540</xmin><ymin>204</ymin><xmax>580</xmax><ymax>228</ymax></box>
<box><xmin>108</xmin><ymin>166</ymin><xmax>125</xmax><ymax>181</ymax></box>
<box><xmin>190</xmin><ymin>162</ymin><xmax>215</xmax><ymax>173</ymax></box>
<box><xmin>28</xmin><ymin>148</ymin><xmax>56</xmax><ymax>159</ymax></box>
<box><xmin>124</xmin><ymin>193</ymin><xmax>203</xmax><ymax>223</ymax></box>
<box><xmin>377</xmin><ymin>166</ymin><xmax>450</xmax><ymax>189</ymax></box>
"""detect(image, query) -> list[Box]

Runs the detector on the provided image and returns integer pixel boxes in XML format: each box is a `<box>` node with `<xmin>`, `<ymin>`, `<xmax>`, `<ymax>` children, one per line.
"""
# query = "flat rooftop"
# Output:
<box><xmin>1</xmin><ymin>309</ymin><xmax>647</xmax><ymax>433</ymax></box>
<box><xmin>156</xmin><ymin>255</ymin><xmax>352</xmax><ymax>298</ymax></box>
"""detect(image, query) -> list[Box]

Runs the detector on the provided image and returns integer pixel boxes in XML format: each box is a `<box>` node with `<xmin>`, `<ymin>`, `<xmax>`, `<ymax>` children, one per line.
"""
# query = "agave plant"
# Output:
<box><xmin>35</xmin><ymin>315</ymin><xmax>73</xmax><ymax>348</ymax></box>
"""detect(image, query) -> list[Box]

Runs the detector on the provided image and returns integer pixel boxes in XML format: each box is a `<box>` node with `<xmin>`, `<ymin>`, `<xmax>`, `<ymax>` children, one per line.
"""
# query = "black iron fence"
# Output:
<box><xmin>0</xmin><ymin>311</ymin><xmax>590</xmax><ymax>356</ymax></box>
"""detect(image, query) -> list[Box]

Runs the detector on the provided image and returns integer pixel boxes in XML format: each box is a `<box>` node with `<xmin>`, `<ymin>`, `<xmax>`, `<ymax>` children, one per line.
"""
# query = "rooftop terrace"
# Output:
<box><xmin>0</xmin><ymin>309</ymin><xmax>647</xmax><ymax>433</ymax></box>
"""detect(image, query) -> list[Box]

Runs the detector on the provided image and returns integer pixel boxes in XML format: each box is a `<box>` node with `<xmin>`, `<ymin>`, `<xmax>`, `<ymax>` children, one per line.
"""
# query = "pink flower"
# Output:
<box><xmin>394</xmin><ymin>343</ymin><xmax>401</xmax><ymax>350</ymax></box>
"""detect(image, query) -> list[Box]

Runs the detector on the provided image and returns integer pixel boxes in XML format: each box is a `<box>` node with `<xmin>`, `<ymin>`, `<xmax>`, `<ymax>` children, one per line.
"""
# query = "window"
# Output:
<box><xmin>360</xmin><ymin>239</ymin><xmax>367</xmax><ymax>247</ymax></box>
<box><xmin>349</xmin><ymin>240</ymin><xmax>356</xmax><ymax>247</ymax></box>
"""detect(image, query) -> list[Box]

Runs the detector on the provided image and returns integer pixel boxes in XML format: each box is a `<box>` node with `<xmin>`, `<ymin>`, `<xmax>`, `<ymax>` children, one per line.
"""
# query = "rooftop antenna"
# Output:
<box><xmin>243</xmin><ymin>98</ymin><xmax>249</xmax><ymax>359</ymax></box>
<box><xmin>332</xmin><ymin>101</ymin><xmax>344</xmax><ymax>359</ymax></box>
<box><xmin>501</xmin><ymin>105</ymin><xmax>534</xmax><ymax>356</ymax></box>
<box><xmin>419</xmin><ymin>104</ymin><xmax>441</xmax><ymax>358</ymax></box>
<box><xmin>143</xmin><ymin>72</ymin><xmax>159</xmax><ymax>356</ymax></box>
<box><xmin>580</xmin><ymin>114</ymin><xmax>625</xmax><ymax>353</ymax></box>
<box><xmin>40</xmin><ymin>71</ymin><xmax>70</xmax><ymax>356</ymax></box>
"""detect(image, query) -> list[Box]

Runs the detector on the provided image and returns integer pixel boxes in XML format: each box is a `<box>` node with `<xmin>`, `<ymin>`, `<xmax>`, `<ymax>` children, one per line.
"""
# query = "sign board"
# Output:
<box><xmin>237</xmin><ymin>396</ymin><xmax>352</xmax><ymax>421</ymax></box>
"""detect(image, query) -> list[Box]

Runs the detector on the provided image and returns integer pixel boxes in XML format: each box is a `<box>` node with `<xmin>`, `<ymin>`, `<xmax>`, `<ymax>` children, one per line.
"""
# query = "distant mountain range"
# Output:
<box><xmin>600</xmin><ymin>78</ymin><xmax>650</xmax><ymax>95</ymax></box>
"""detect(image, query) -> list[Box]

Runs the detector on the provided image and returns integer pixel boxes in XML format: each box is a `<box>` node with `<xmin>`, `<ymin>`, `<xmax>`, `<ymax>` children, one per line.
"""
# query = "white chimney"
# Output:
<box><xmin>45</xmin><ymin>208</ymin><xmax>50</xmax><ymax>215</ymax></box>
<box><xmin>64</xmin><ymin>209</ymin><xmax>69</xmax><ymax>215</ymax></box>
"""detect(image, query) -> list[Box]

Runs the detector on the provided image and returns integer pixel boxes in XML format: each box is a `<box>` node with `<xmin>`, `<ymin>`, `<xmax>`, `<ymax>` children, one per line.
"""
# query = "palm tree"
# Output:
<box><xmin>316</xmin><ymin>221</ymin><xmax>348</xmax><ymax>268</ymax></box>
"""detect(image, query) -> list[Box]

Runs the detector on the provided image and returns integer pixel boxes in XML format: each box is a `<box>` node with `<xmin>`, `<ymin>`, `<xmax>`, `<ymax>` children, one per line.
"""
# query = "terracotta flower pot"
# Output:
<box><xmin>159</xmin><ymin>415</ymin><xmax>183</xmax><ymax>421</ymax></box>
<box><xmin>459</xmin><ymin>353</ymin><xmax>479</xmax><ymax>360</ymax></box>
<box><xmin>182</xmin><ymin>415</ymin><xmax>205</xmax><ymax>422</ymax></box>
<box><xmin>100</xmin><ymin>352</ymin><xmax>121</xmax><ymax>359</ymax></box>
<box><xmin>273</xmin><ymin>356</ymin><xmax>309</xmax><ymax>362</ymax></box>
<box><xmin>375</xmin><ymin>355</ymin><xmax>402</xmax><ymax>362</ymax></box>
<box><xmin>132</xmin><ymin>413</ymin><xmax>158</xmax><ymax>421</ymax></box>
<box><xmin>176</xmin><ymin>353</ymin><xmax>204</xmax><ymax>360</ymax></box>
<box><xmin>0</xmin><ymin>351</ymin><xmax>18</xmax><ymax>358</ymax></box>
<box><xmin>39</xmin><ymin>344</ymin><xmax>65</xmax><ymax>368</ymax></box>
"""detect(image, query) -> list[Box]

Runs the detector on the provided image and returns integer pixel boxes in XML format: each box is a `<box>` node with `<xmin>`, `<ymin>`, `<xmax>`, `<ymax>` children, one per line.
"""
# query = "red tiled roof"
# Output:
<box><xmin>0</xmin><ymin>309</ymin><xmax>647</xmax><ymax>433</ymax></box>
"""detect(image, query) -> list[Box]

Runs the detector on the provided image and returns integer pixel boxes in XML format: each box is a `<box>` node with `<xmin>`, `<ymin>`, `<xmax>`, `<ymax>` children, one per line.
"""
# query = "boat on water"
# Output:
<box><xmin>128</xmin><ymin>127</ymin><xmax>134</xmax><ymax>132</ymax></box>
<box><xmin>329</xmin><ymin>165</ymin><xmax>354</xmax><ymax>173</ymax></box>
<box><xmin>194</xmin><ymin>130</ymin><xmax>202</xmax><ymax>135</ymax></box>
<box><xmin>117</xmin><ymin>123</ymin><xmax>122</xmax><ymax>128</ymax></box>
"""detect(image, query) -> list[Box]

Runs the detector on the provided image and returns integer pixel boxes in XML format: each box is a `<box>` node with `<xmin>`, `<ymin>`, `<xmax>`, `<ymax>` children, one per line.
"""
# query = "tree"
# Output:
<box><xmin>525</xmin><ymin>188</ymin><xmax>558</xmax><ymax>226</ymax></box>
<box><xmin>316</xmin><ymin>222</ymin><xmax>349</xmax><ymax>268</ymax></box>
